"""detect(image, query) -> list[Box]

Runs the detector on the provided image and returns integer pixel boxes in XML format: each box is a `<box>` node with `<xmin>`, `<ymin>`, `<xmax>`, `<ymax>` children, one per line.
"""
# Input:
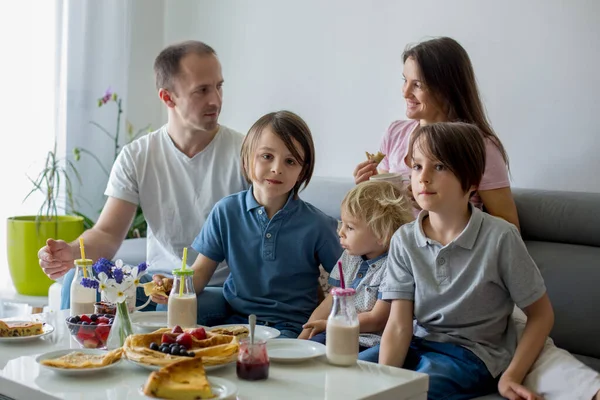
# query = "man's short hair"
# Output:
<box><xmin>153</xmin><ymin>40</ymin><xmax>216</xmax><ymax>91</ymax></box>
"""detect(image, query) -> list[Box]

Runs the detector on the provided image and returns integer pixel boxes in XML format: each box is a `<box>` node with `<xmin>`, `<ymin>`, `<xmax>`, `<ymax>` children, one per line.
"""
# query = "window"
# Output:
<box><xmin>0</xmin><ymin>1</ymin><xmax>57</xmax><ymax>289</ymax></box>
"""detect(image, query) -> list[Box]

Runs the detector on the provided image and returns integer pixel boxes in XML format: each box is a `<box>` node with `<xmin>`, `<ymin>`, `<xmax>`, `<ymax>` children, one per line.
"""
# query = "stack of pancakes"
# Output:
<box><xmin>123</xmin><ymin>328</ymin><xmax>239</xmax><ymax>367</ymax></box>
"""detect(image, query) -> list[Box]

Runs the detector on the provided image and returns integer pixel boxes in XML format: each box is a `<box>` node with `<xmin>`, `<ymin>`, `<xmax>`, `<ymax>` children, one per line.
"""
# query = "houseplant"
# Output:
<box><xmin>73</xmin><ymin>88</ymin><xmax>150</xmax><ymax>238</ymax></box>
<box><xmin>7</xmin><ymin>143</ymin><xmax>84</xmax><ymax>295</ymax></box>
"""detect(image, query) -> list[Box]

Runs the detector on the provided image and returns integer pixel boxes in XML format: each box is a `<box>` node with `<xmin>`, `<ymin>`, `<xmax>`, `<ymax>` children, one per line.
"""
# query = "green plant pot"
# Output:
<box><xmin>6</xmin><ymin>215</ymin><xmax>84</xmax><ymax>296</ymax></box>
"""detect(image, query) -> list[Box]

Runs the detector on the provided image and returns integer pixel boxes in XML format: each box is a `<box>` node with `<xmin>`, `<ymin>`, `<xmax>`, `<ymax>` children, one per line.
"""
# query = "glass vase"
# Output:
<box><xmin>106</xmin><ymin>301</ymin><xmax>134</xmax><ymax>349</ymax></box>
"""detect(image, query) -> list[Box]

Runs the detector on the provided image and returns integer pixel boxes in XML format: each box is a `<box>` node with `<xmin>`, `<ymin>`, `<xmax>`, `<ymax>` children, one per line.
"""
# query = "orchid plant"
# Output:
<box><xmin>81</xmin><ymin>257</ymin><xmax>148</xmax><ymax>304</ymax></box>
<box><xmin>72</xmin><ymin>88</ymin><xmax>151</xmax><ymax>237</ymax></box>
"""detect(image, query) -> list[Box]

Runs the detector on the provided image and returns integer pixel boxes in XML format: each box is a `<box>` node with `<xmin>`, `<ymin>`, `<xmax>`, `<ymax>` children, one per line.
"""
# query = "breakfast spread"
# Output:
<box><xmin>143</xmin><ymin>356</ymin><xmax>213</xmax><ymax>399</ymax></box>
<box><xmin>365</xmin><ymin>151</ymin><xmax>386</xmax><ymax>165</ymax></box>
<box><xmin>40</xmin><ymin>348</ymin><xmax>123</xmax><ymax>369</ymax></box>
<box><xmin>208</xmin><ymin>325</ymin><xmax>249</xmax><ymax>339</ymax></box>
<box><xmin>0</xmin><ymin>320</ymin><xmax>43</xmax><ymax>337</ymax></box>
<box><xmin>124</xmin><ymin>325</ymin><xmax>239</xmax><ymax>367</ymax></box>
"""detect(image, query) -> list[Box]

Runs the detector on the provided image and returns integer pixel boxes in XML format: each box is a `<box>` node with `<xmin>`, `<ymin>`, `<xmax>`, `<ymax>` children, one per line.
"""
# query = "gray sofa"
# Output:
<box><xmin>300</xmin><ymin>176</ymin><xmax>600</xmax><ymax>399</ymax></box>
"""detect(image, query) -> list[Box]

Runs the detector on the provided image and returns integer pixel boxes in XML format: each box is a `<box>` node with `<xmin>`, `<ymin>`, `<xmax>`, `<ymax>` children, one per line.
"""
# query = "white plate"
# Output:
<box><xmin>266</xmin><ymin>339</ymin><xmax>326</xmax><ymax>362</ymax></box>
<box><xmin>0</xmin><ymin>322</ymin><xmax>55</xmax><ymax>342</ymax></box>
<box><xmin>35</xmin><ymin>349</ymin><xmax>122</xmax><ymax>375</ymax></box>
<box><xmin>209</xmin><ymin>324</ymin><xmax>280</xmax><ymax>341</ymax></box>
<box><xmin>127</xmin><ymin>357</ymin><xmax>235</xmax><ymax>372</ymax></box>
<box><xmin>139</xmin><ymin>377</ymin><xmax>237</xmax><ymax>399</ymax></box>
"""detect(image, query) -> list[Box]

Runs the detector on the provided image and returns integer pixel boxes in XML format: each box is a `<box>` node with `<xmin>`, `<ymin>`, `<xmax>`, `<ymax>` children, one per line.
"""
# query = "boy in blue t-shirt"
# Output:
<box><xmin>153</xmin><ymin>111</ymin><xmax>342</xmax><ymax>338</ymax></box>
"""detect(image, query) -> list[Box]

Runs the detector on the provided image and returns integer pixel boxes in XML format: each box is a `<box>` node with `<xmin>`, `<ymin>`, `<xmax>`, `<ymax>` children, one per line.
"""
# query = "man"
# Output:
<box><xmin>38</xmin><ymin>40</ymin><xmax>247</xmax><ymax>310</ymax></box>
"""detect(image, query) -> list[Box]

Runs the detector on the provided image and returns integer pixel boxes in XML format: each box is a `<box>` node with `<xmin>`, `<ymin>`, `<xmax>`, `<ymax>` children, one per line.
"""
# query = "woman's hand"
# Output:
<box><xmin>353</xmin><ymin>160</ymin><xmax>378</xmax><ymax>184</ymax></box>
<box><xmin>302</xmin><ymin>319</ymin><xmax>327</xmax><ymax>338</ymax></box>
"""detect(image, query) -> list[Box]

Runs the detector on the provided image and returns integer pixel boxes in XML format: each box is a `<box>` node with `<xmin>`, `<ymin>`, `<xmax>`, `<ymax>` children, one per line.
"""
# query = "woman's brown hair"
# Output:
<box><xmin>403</xmin><ymin>37</ymin><xmax>509</xmax><ymax>167</ymax></box>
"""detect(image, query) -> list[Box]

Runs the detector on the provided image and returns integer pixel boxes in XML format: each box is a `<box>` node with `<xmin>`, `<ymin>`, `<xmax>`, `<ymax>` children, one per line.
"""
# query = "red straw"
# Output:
<box><xmin>337</xmin><ymin>261</ymin><xmax>345</xmax><ymax>289</ymax></box>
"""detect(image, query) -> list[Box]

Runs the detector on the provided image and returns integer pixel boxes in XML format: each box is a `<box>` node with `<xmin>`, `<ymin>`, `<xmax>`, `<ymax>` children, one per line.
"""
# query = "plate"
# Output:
<box><xmin>139</xmin><ymin>377</ymin><xmax>237</xmax><ymax>399</ymax></box>
<box><xmin>266</xmin><ymin>339</ymin><xmax>326</xmax><ymax>362</ymax></box>
<box><xmin>0</xmin><ymin>322</ymin><xmax>55</xmax><ymax>342</ymax></box>
<box><xmin>35</xmin><ymin>349</ymin><xmax>122</xmax><ymax>376</ymax></box>
<box><xmin>209</xmin><ymin>324</ymin><xmax>280</xmax><ymax>341</ymax></box>
<box><xmin>130</xmin><ymin>311</ymin><xmax>206</xmax><ymax>333</ymax></box>
<box><xmin>127</xmin><ymin>357</ymin><xmax>235</xmax><ymax>372</ymax></box>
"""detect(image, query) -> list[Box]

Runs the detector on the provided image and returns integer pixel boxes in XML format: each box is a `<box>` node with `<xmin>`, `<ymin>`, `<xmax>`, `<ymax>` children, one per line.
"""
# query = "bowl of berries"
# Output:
<box><xmin>65</xmin><ymin>314</ymin><xmax>114</xmax><ymax>349</ymax></box>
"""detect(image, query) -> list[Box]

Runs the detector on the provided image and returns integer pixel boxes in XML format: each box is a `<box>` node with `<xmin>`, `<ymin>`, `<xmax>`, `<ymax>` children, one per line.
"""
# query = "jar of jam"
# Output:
<box><xmin>236</xmin><ymin>338</ymin><xmax>269</xmax><ymax>381</ymax></box>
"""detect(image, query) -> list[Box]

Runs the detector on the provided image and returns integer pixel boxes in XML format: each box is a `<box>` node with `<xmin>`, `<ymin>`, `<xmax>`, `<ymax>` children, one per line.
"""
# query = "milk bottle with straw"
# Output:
<box><xmin>326</xmin><ymin>261</ymin><xmax>360</xmax><ymax>366</ymax></box>
<box><xmin>167</xmin><ymin>247</ymin><xmax>197</xmax><ymax>328</ymax></box>
<box><xmin>70</xmin><ymin>238</ymin><xmax>96</xmax><ymax>316</ymax></box>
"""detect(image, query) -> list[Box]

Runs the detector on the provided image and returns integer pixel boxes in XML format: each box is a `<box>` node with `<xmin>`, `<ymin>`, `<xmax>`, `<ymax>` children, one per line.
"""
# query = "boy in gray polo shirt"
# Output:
<box><xmin>379</xmin><ymin>122</ymin><xmax>554</xmax><ymax>400</ymax></box>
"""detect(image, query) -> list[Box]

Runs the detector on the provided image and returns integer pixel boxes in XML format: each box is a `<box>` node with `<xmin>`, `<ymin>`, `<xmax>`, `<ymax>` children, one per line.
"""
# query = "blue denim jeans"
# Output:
<box><xmin>60</xmin><ymin>268</ymin><xmax>156</xmax><ymax>311</ymax></box>
<box><xmin>361</xmin><ymin>338</ymin><xmax>498</xmax><ymax>400</ymax></box>
<box><xmin>157</xmin><ymin>286</ymin><xmax>302</xmax><ymax>338</ymax></box>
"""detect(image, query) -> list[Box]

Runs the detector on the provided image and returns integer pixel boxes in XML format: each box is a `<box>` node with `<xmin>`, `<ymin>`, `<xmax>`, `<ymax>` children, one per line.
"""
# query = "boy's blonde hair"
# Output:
<box><xmin>341</xmin><ymin>181</ymin><xmax>414</xmax><ymax>248</ymax></box>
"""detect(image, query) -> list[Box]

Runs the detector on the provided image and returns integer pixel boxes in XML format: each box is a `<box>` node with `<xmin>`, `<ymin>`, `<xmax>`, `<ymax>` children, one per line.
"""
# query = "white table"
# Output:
<box><xmin>0</xmin><ymin>310</ymin><xmax>428</xmax><ymax>399</ymax></box>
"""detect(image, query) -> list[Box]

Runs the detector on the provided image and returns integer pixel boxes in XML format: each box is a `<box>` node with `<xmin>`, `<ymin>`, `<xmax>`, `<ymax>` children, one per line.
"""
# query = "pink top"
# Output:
<box><xmin>378</xmin><ymin>120</ymin><xmax>510</xmax><ymax>209</ymax></box>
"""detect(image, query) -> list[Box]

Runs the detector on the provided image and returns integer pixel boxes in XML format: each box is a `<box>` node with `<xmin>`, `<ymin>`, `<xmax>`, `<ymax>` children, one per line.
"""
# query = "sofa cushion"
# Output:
<box><xmin>514</xmin><ymin>188</ymin><xmax>600</xmax><ymax>247</ymax></box>
<box><xmin>525</xmin><ymin>240</ymin><xmax>600</xmax><ymax>359</ymax></box>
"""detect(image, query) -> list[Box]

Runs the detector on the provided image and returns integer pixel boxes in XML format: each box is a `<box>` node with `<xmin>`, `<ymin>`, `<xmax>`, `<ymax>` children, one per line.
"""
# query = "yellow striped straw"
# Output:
<box><xmin>179</xmin><ymin>247</ymin><xmax>188</xmax><ymax>296</ymax></box>
<box><xmin>79</xmin><ymin>237</ymin><xmax>88</xmax><ymax>278</ymax></box>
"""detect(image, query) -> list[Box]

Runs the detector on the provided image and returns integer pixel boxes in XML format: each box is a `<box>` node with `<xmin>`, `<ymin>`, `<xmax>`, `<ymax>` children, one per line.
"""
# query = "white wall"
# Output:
<box><xmin>126</xmin><ymin>0</ymin><xmax>166</xmax><ymax>137</ymax></box>
<box><xmin>160</xmin><ymin>0</ymin><xmax>600</xmax><ymax>193</ymax></box>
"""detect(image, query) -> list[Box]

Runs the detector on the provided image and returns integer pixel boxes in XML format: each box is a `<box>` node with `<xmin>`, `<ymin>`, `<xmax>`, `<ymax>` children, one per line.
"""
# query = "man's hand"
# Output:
<box><xmin>150</xmin><ymin>274</ymin><xmax>173</xmax><ymax>304</ymax></box>
<box><xmin>38</xmin><ymin>239</ymin><xmax>75</xmax><ymax>280</ymax></box>
<box><xmin>498</xmin><ymin>374</ymin><xmax>543</xmax><ymax>400</ymax></box>
<box><xmin>353</xmin><ymin>160</ymin><xmax>378</xmax><ymax>184</ymax></box>
<box><xmin>302</xmin><ymin>319</ymin><xmax>327</xmax><ymax>338</ymax></box>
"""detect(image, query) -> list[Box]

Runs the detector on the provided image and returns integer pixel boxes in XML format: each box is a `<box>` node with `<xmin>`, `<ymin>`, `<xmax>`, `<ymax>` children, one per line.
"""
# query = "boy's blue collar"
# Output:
<box><xmin>244</xmin><ymin>186</ymin><xmax>298</xmax><ymax>213</ymax></box>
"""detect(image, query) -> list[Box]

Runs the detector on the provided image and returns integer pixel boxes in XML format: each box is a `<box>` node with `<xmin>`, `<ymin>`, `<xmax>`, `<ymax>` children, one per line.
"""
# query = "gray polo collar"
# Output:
<box><xmin>414</xmin><ymin>204</ymin><xmax>484</xmax><ymax>249</ymax></box>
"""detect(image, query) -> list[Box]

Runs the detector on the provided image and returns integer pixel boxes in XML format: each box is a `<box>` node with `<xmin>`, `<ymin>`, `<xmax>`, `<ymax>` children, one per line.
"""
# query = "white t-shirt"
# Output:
<box><xmin>105</xmin><ymin>124</ymin><xmax>248</xmax><ymax>285</ymax></box>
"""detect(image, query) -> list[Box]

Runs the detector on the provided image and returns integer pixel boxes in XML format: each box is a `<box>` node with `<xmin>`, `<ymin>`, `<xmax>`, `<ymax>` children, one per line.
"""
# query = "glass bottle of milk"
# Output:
<box><xmin>168</xmin><ymin>269</ymin><xmax>197</xmax><ymax>328</ymax></box>
<box><xmin>326</xmin><ymin>288</ymin><xmax>360</xmax><ymax>366</ymax></box>
<box><xmin>69</xmin><ymin>259</ymin><xmax>96</xmax><ymax>316</ymax></box>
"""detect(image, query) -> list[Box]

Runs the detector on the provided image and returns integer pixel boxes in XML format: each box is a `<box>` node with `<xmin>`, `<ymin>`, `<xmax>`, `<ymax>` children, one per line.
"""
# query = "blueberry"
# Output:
<box><xmin>170</xmin><ymin>347</ymin><xmax>180</xmax><ymax>356</ymax></box>
<box><xmin>90</xmin><ymin>314</ymin><xmax>98</xmax><ymax>321</ymax></box>
<box><xmin>104</xmin><ymin>314</ymin><xmax>113</xmax><ymax>319</ymax></box>
<box><xmin>108</xmin><ymin>319</ymin><xmax>114</xmax><ymax>325</ymax></box>
<box><xmin>81</xmin><ymin>321</ymin><xmax>89</xmax><ymax>326</ymax></box>
<box><xmin>169</xmin><ymin>343</ymin><xmax>177</xmax><ymax>348</ymax></box>
<box><xmin>187</xmin><ymin>352</ymin><xmax>195</xmax><ymax>357</ymax></box>
<box><xmin>67</xmin><ymin>317</ymin><xmax>77</xmax><ymax>324</ymax></box>
<box><xmin>76</xmin><ymin>320</ymin><xmax>83</xmax><ymax>325</ymax></box>
<box><xmin>161</xmin><ymin>347</ymin><xmax>171</xmax><ymax>354</ymax></box>
<box><xmin>179</xmin><ymin>345</ymin><xmax>186</xmax><ymax>351</ymax></box>
<box><xmin>90</xmin><ymin>322</ymin><xmax>97</xmax><ymax>326</ymax></box>
<box><xmin>179</xmin><ymin>348</ymin><xmax>187</xmax><ymax>356</ymax></box>
<box><xmin>149</xmin><ymin>343</ymin><xmax>159</xmax><ymax>351</ymax></box>
<box><xmin>74</xmin><ymin>316</ymin><xmax>81</xmax><ymax>322</ymax></box>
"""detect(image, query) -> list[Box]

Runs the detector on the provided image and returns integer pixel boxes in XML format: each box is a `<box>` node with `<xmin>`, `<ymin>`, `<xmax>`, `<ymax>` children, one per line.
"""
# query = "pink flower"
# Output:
<box><xmin>98</xmin><ymin>87</ymin><xmax>113</xmax><ymax>106</ymax></box>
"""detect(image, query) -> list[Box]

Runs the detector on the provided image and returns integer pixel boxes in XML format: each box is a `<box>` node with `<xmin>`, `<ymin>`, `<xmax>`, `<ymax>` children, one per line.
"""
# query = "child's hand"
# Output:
<box><xmin>302</xmin><ymin>319</ymin><xmax>327</xmax><ymax>338</ymax></box>
<box><xmin>498</xmin><ymin>374</ymin><xmax>543</xmax><ymax>400</ymax></box>
<box><xmin>149</xmin><ymin>274</ymin><xmax>172</xmax><ymax>304</ymax></box>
